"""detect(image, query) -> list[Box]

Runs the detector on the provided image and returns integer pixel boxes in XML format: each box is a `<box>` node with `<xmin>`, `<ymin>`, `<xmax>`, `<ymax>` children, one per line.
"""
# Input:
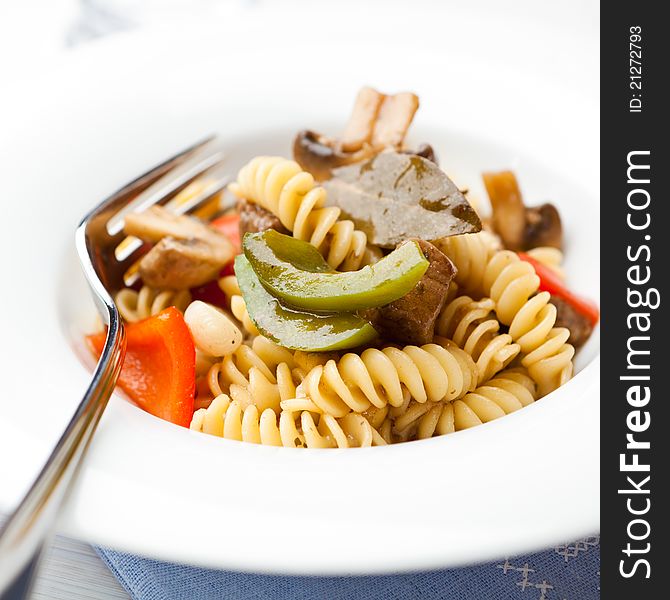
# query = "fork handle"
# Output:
<box><xmin>0</xmin><ymin>317</ymin><xmax>125</xmax><ymax>596</ymax></box>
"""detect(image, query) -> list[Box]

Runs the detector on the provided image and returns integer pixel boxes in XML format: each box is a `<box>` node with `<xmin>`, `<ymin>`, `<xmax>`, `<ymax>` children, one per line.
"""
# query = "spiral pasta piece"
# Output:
<box><xmin>229</xmin><ymin>295</ymin><xmax>259</xmax><ymax>337</ymax></box>
<box><xmin>336</xmin><ymin>412</ymin><xmax>388</xmax><ymax>447</ymax></box>
<box><xmin>298</xmin><ymin>339</ymin><xmax>478</xmax><ymax>418</ymax></box>
<box><xmin>216</xmin><ymin>274</ymin><xmax>257</xmax><ymax>337</ymax></box>
<box><xmin>436</xmin><ymin>295</ymin><xmax>520</xmax><ymax>384</ymax></box>
<box><xmin>229</xmin><ymin>156</ymin><xmax>368</xmax><ymax>270</ymax></box>
<box><xmin>521</xmin><ymin>326</ymin><xmax>574</xmax><ymax>398</ymax></box>
<box><xmin>191</xmin><ymin>394</ymin><xmax>385</xmax><ymax>447</ymax></box>
<box><xmin>206</xmin><ymin>337</ymin><xmax>298</xmax><ymax>413</ymax></box>
<box><xmin>385</xmin><ymin>368</ymin><xmax>537</xmax><ymax>441</ymax></box>
<box><xmin>361</xmin><ymin>404</ymin><xmax>391</xmax><ymax>433</ymax></box>
<box><xmin>218</xmin><ymin>274</ymin><xmax>240</xmax><ymax>299</ymax></box>
<box><xmin>217</xmin><ymin>274</ymin><xmax>259</xmax><ymax>336</ymax></box>
<box><xmin>526</xmin><ymin>246</ymin><xmax>565</xmax><ymax>279</ymax></box>
<box><xmin>293</xmin><ymin>350</ymin><xmax>342</xmax><ymax>373</ymax></box>
<box><xmin>439</xmin><ymin>234</ymin><xmax>574</xmax><ymax>396</ymax></box>
<box><xmin>441</xmin><ymin>368</ymin><xmax>537</xmax><ymax>433</ymax></box>
<box><xmin>435</xmin><ymin>231</ymin><xmax>500</xmax><ymax>297</ymax></box>
<box><xmin>191</xmin><ymin>394</ymin><xmax>283</xmax><ymax>445</ymax></box>
<box><xmin>115</xmin><ymin>285</ymin><xmax>191</xmax><ymax>322</ymax></box>
<box><xmin>484</xmin><ymin>255</ymin><xmax>574</xmax><ymax>395</ymax></box>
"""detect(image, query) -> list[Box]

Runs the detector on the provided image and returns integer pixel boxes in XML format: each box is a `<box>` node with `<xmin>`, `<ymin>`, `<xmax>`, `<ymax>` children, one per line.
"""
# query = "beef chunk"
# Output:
<box><xmin>237</xmin><ymin>198</ymin><xmax>289</xmax><ymax>237</ymax></box>
<box><xmin>551</xmin><ymin>295</ymin><xmax>594</xmax><ymax>348</ymax></box>
<box><xmin>366</xmin><ymin>239</ymin><xmax>456</xmax><ymax>345</ymax></box>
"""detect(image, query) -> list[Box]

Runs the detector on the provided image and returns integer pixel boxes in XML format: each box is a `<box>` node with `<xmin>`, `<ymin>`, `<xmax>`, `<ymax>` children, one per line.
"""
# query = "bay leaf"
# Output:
<box><xmin>323</xmin><ymin>152</ymin><xmax>481</xmax><ymax>248</ymax></box>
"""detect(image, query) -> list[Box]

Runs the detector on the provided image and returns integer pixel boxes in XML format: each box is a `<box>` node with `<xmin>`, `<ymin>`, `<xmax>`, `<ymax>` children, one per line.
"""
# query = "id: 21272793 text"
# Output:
<box><xmin>629</xmin><ymin>26</ymin><xmax>643</xmax><ymax>113</ymax></box>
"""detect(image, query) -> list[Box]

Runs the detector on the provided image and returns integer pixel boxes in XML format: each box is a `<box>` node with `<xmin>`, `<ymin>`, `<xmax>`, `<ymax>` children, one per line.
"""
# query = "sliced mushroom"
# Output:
<box><xmin>124</xmin><ymin>205</ymin><xmax>235</xmax><ymax>289</ymax></box>
<box><xmin>340</xmin><ymin>86</ymin><xmax>386</xmax><ymax>152</ymax></box>
<box><xmin>124</xmin><ymin>205</ymin><xmax>234</xmax><ymax>264</ymax></box>
<box><xmin>139</xmin><ymin>237</ymin><xmax>228</xmax><ymax>290</ymax></box>
<box><xmin>293</xmin><ymin>130</ymin><xmax>375</xmax><ymax>182</ymax></box>
<box><xmin>524</xmin><ymin>203</ymin><xmax>562</xmax><ymax>249</ymax></box>
<box><xmin>482</xmin><ymin>171</ymin><xmax>526</xmax><ymax>251</ymax></box>
<box><xmin>293</xmin><ymin>87</ymin><xmax>421</xmax><ymax>181</ymax></box>
<box><xmin>483</xmin><ymin>170</ymin><xmax>563</xmax><ymax>251</ymax></box>
<box><xmin>370</xmin><ymin>92</ymin><xmax>419</xmax><ymax>148</ymax></box>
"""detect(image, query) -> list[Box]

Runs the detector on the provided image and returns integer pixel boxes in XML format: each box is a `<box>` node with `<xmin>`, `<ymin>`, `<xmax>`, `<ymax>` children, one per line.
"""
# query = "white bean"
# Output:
<box><xmin>184</xmin><ymin>301</ymin><xmax>242</xmax><ymax>357</ymax></box>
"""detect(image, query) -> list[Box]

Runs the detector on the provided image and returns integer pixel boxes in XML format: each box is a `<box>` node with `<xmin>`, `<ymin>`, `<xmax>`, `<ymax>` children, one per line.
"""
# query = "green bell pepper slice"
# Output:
<box><xmin>242</xmin><ymin>230</ymin><xmax>429</xmax><ymax>311</ymax></box>
<box><xmin>234</xmin><ymin>255</ymin><xmax>378</xmax><ymax>351</ymax></box>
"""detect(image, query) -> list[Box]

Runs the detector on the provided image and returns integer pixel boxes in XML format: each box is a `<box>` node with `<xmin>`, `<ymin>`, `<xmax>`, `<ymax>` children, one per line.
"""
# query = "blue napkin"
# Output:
<box><xmin>96</xmin><ymin>536</ymin><xmax>599</xmax><ymax>600</ymax></box>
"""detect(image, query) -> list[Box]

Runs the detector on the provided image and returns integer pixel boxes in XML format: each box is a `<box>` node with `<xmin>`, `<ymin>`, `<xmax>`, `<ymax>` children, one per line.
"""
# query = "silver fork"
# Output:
<box><xmin>0</xmin><ymin>137</ymin><xmax>228</xmax><ymax>599</ymax></box>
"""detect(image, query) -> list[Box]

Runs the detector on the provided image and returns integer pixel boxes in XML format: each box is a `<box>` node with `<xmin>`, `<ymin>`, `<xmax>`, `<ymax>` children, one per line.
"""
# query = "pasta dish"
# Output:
<box><xmin>87</xmin><ymin>87</ymin><xmax>599</xmax><ymax>448</ymax></box>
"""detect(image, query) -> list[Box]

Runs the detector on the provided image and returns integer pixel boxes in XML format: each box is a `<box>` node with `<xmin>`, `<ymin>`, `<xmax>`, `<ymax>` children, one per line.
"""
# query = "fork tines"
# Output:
<box><xmin>107</xmin><ymin>139</ymin><xmax>227</xmax><ymax>236</ymax></box>
<box><xmin>106</xmin><ymin>139</ymin><xmax>229</xmax><ymax>285</ymax></box>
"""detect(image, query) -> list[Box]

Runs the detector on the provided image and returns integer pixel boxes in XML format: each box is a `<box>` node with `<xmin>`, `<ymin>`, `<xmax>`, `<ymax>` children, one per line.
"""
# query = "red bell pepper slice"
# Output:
<box><xmin>210</xmin><ymin>213</ymin><xmax>241</xmax><ymax>254</ymax></box>
<box><xmin>194</xmin><ymin>214</ymin><xmax>240</xmax><ymax>307</ymax></box>
<box><xmin>87</xmin><ymin>307</ymin><xmax>195</xmax><ymax>427</ymax></box>
<box><xmin>190</xmin><ymin>261</ymin><xmax>236</xmax><ymax>308</ymax></box>
<box><xmin>518</xmin><ymin>252</ymin><xmax>600</xmax><ymax>326</ymax></box>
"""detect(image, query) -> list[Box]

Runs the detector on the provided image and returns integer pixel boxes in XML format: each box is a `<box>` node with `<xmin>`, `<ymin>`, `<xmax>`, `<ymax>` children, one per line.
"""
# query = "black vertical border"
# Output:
<box><xmin>601</xmin><ymin>3</ymin><xmax>669</xmax><ymax>597</ymax></box>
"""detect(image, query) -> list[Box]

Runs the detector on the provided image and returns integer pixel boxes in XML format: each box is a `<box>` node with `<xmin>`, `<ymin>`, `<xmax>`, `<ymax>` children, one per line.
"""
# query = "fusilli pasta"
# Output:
<box><xmin>115</xmin><ymin>285</ymin><xmax>191</xmax><ymax>323</ymax></box>
<box><xmin>229</xmin><ymin>156</ymin><xmax>369</xmax><ymax>270</ymax></box>
<box><xmin>435</xmin><ymin>231</ymin><xmax>500</xmax><ymax>297</ymax></box>
<box><xmin>438</xmin><ymin>233</ymin><xmax>574</xmax><ymax>396</ymax></box>
<box><xmin>526</xmin><ymin>246</ymin><xmax>565</xmax><ymax>279</ymax></box>
<box><xmin>436</xmin><ymin>295</ymin><xmax>520</xmax><ymax>384</ymax></box>
<box><xmin>379</xmin><ymin>368</ymin><xmax>537</xmax><ymax>441</ymax></box>
<box><xmin>218</xmin><ymin>275</ymin><xmax>259</xmax><ymax>336</ymax></box>
<box><xmin>206</xmin><ymin>337</ymin><xmax>299</xmax><ymax>413</ymax></box>
<box><xmin>438</xmin><ymin>368</ymin><xmax>537</xmax><ymax>433</ymax></box>
<box><xmin>297</xmin><ymin>338</ymin><xmax>478</xmax><ymax>418</ymax></box>
<box><xmin>98</xmin><ymin>88</ymin><xmax>599</xmax><ymax>451</ymax></box>
<box><xmin>191</xmin><ymin>394</ymin><xmax>386</xmax><ymax>447</ymax></box>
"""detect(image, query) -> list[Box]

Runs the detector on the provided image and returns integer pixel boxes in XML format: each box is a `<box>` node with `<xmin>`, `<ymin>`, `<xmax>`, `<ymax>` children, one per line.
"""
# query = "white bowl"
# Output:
<box><xmin>0</xmin><ymin>6</ymin><xmax>599</xmax><ymax>574</ymax></box>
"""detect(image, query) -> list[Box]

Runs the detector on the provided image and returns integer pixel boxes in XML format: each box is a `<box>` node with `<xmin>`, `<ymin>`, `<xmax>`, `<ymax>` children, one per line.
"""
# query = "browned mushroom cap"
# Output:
<box><xmin>483</xmin><ymin>170</ymin><xmax>562</xmax><ymax>251</ymax></box>
<box><xmin>293</xmin><ymin>130</ymin><xmax>376</xmax><ymax>182</ymax></box>
<box><xmin>524</xmin><ymin>203</ymin><xmax>562</xmax><ymax>249</ymax></box>
<box><xmin>294</xmin><ymin>88</ymin><xmax>421</xmax><ymax>181</ymax></box>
